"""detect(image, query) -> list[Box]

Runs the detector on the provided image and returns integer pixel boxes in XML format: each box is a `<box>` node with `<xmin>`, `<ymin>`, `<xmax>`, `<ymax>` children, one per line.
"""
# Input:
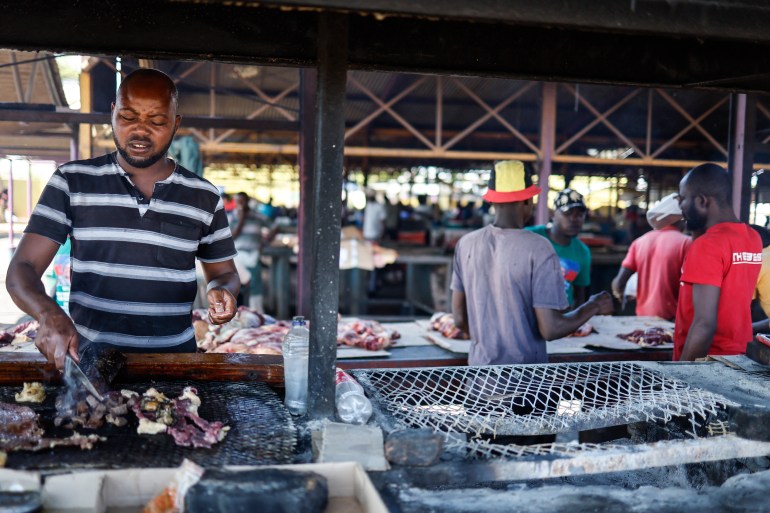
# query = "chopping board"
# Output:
<box><xmin>418</xmin><ymin>316</ymin><xmax>673</xmax><ymax>354</ymax></box>
<box><xmin>552</xmin><ymin>315</ymin><xmax>675</xmax><ymax>351</ymax></box>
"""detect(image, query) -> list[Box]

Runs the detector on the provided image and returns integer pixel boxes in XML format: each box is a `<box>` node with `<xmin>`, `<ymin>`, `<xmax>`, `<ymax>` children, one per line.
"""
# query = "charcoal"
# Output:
<box><xmin>185</xmin><ymin>468</ymin><xmax>328</xmax><ymax>513</ymax></box>
<box><xmin>0</xmin><ymin>491</ymin><xmax>41</xmax><ymax>513</ymax></box>
<box><xmin>385</xmin><ymin>428</ymin><xmax>444</xmax><ymax>466</ymax></box>
<box><xmin>78</xmin><ymin>345</ymin><xmax>127</xmax><ymax>394</ymax></box>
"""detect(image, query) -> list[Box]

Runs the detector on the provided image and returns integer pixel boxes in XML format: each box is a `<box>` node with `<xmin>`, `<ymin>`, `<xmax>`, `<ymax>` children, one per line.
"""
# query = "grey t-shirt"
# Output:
<box><xmin>451</xmin><ymin>225</ymin><xmax>569</xmax><ymax>365</ymax></box>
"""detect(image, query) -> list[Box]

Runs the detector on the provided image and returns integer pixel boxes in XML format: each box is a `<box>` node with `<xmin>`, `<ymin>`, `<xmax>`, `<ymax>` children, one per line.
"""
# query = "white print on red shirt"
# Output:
<box><xmin>732</xmin><ymin>252</ymin><xmax>762</xmax><ymax>264</ymax></box>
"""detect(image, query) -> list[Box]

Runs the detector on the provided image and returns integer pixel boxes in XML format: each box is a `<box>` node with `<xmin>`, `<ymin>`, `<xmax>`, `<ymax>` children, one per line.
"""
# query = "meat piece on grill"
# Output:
<box><xmin>0</xmin><ymin>401</ymin><xmax>102</xmax><ymax>451</ymax></box>
<box><xmin>0</xmin><ymin>402</ymin><xmax>44</xmax><ymax>450</ymax></box>
<box><xmin>617</xmin><ymin>327</ymin><xmax>673</xmax><ymax>347</ymax></box>
<box><xmin>129</xmin><ymin>387</ymin><xmax>229</xmax><ymax>448</ymax></box>
<box><xmin>55</xmin><ymin>388</ymin><xmax>132</xmax><ymax>430</ymax></box>
<box><xmin>429</xmin><ymin>312</ymin><xmax>470</xmax><ymax>340</ymax></box>
<box><xmin>14</xmin><ymin>382</ymin><xmax>46</xmax><ymax>403</ymax></box>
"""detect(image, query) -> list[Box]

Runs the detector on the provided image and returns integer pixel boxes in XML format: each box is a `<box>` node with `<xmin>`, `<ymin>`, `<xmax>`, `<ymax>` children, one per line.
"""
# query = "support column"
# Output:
<box><xmin>536</xmin><ymin>83</ymin><xmax>557</xmax><ymax>225</ymax></box>
<box><xmin>78</xmin><ymin>70</ymin><xmax>92</xmax><ymax>160</ymax></box>
<box><xmin>297</xmin><ymin>69</ymin><xmax>317</xmax><ymax>318</ymax></box>
<box><xmin>307</xmin><ymin>13</ymin><xmax>348</xmax><ymax>420</ymax></box>
<box><xmin>727</xmin><ymin>93</ymin><xmax>756</xmax><ymax>222</ymax></box>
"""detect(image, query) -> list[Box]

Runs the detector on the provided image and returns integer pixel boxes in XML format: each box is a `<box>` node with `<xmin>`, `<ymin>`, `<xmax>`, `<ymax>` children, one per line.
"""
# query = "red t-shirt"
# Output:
<box><xmin>674</xmin><ymin>223</ymin><xmax>762</xmax><ymax>360</ymax></box>
<box><xmin>621</xmin><ymin>226</ymin><xmax>691</xmax><ymax>320</ymax></box>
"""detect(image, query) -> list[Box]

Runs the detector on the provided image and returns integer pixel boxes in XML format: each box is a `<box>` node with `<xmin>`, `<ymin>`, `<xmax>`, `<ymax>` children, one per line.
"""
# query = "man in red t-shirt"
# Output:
<box><xmin>612</xmin><ymin>193</ymin><xmax>691</xmax><ymax>320</ymax></box>
<box><xmin>674</xmin><ymin>163</ymin><xmax>762</xmax><ymax>361</ymax></box>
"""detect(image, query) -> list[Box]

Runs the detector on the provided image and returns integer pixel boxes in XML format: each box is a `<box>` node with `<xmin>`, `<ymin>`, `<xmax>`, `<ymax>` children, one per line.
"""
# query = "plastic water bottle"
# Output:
<box><xmin>335</xmin><ymin>368</ymin><xmax>373</xmax><ymax>425</ymax></box>
<box><xmin>282</xmin><ymin>316</ymin><xmax>309</xmax><ymax>415</ymax></box>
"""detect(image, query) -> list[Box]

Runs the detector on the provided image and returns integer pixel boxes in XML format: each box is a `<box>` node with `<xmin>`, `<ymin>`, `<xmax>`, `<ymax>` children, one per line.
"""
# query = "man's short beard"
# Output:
<box><xmin>113</xmin><ymin>133</ymin><xmax>174</xmax><ymax>169</ymax></box>
<box><xmin>684</xmin><ymin>204</ymin><xmax>707</xmax><ymax>232</ymax></box>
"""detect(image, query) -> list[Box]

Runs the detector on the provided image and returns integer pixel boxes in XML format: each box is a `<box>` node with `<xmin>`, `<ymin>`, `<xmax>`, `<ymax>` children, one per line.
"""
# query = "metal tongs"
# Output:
<box><xmin>64</xmin><ymin>354</ymin><xmax>102</xmax><ymax>399</ymax></box>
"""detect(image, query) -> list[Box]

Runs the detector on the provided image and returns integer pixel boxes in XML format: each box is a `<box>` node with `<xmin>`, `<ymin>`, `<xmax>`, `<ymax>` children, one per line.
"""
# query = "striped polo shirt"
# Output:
<box><xmin>25</xmin><ymin>152</ymin><xmax>236</xmax><ymax>352</ymax></box>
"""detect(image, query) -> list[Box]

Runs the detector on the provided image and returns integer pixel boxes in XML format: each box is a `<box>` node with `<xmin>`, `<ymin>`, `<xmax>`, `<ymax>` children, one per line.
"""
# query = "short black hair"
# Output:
<box><xmin>683</xmin><ymin>163</ymin><xmax>733</xmax><ymax>206</ymax></box>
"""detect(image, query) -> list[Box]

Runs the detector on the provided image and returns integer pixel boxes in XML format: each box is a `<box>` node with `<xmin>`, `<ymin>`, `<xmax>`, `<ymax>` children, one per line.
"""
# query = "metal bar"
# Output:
<box><xmin>654</xmin><ymin>90</ymin><xmax>728</xmax><ymax>157</ymax></box>
<box><xmin>537</xmin><ymin>82</ymin><xmax>557</xmax><ymax>225</ymax></box>
<box><xmin>348</xmin><ymin>75</ymin><xmax>436</xmax><ymax>150</ymax></box>
<box><xmin>172</xmin><ymin>61</ymin><xmax>204</xmax><ymax>84</ymax></box>
<box><xmin>727</xmin><ymin>93</ymin><xmax>756</xmax><ymax>222</ymax></box>
<box><xmin>343</xmin><ymin>76</ymin><xmax>427</xmax><ymax>141</ymax></box>
<box><xmin>297</xmin><ymin>68</ymin><xmax>317</xmax><ymax>318</ymax></box>
<box><xmin>446</xmin><ymin>80</ymin><xmax>538</xmax><ymax>154</ymax></box>
<box><xmin>307</xmin><ymin>12</ymin><xmax>348</xmax><ymax>420</ymax></box>
<box><xmin>213</xmin><ymin>82</ymin><xmax>299</xmax><ymax>143</ymax></box>
<box><xmin>208</xmin><ymin>62</ymin><xmax>216</xmax><ymax>142</ymax></box>
<box><xmin>435</xmin><ymin>76</ymin><xmax>443</xmax><ymax>148</ymax></box>
<box><xmin>757</xmin><ymin>103</ymin><xmax>770</xmax><ymax>144</ymax></box>
<box><xmin>188</xmin><ymin>128</ymin><xmax>210</xmax><ymax>144</ymax></box>
<box><xmin>562</xmin><ymin>83</ymin><xmax>643</xmax><ymax>156</ymax></box>
<box><xmin>7</xmin><ymin>159</ymin><xmax>15</xmax><ymax>249</ymax></box>
<box><xmin>26</xmin><ymin>162</ymin><xmax>32</xmax><ymax>218</ymax></box>
<box><xmin>23</xmin><ymin>59</ymin><xmax>39</xmax><ymax>104</ymax></box>
<box><xmin>9</xmin><ymin>52</ymin><xmax>24</xmax><ymax>102</ymax></box>
<box><xmin>234</xmin><ymin>68</ymin><xmax>297</xmax><ymax>121</ymax></box>
<box><xmin>387</xmin><ymin>435</ymin><xmax>770</xmax><ymax>488</ymax></box>
<box><xmin>78</xmin><ymin>69</ymin><xmax>92</xmax><ymax>160</ymax></box>
<box><xmin>0</xmin><ymin>109</ymin><xmax>298</xmax><ymax>131</ymax></box>
<box><xmin>646</xmin><ymin>89</ymin><xmax>653</xmax><ymax>158</ymax></box>
<box><xmin>178</xmin><ymin>140</ymin><xmax>763</xmax><ymax>168</ymax></box>
<box><xmin>555</xmin><ymin>88</ymin><xmax>640</xmax><ymax>155</ymax></box>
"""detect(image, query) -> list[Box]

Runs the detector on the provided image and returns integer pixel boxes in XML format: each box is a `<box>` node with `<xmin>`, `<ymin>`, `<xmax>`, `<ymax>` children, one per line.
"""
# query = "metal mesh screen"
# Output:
<box><xmin>1</xmin><ymin>380</ymin><xmax>297</xmax><ymax>470</ymax></box>
<box><xmin>353</xmin><ymin>363</ymin><xmax>736</xmax><ymax>439</ymax></box>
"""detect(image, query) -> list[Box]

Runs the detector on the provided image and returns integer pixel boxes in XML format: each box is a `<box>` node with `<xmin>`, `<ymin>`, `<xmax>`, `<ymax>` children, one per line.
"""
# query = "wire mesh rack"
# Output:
<box><xmin>353</xmin><ymin>362</ymin><xmax>736</xmax><ymax>444</ymax></box>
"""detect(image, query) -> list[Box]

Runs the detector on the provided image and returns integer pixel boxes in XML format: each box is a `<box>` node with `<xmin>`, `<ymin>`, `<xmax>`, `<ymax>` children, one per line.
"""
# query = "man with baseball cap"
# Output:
<box><xmin>611</xmin><ymin>193</ymin><xmax>692</xmax><ymax>320</ymax></box>
<box><xmin>451</xmin><ymin>161</ymin><xmax>613</xmax><ymax>365</ymax></box>
<box><xmin>526</xmin><ymin>188</ymin><xmax>592</xmax><ymax>307</ymax></box>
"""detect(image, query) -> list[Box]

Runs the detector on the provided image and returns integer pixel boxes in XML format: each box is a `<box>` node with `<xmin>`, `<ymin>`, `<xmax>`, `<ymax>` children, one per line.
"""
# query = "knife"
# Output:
<box><xmin>64</xmin><ymin>354</ymin><xmax>102</xmax><ymax>399</ymax></box>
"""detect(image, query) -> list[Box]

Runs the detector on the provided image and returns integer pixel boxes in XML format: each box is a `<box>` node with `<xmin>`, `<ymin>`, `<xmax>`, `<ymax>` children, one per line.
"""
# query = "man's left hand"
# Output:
<box><xmin>206</xmin><ymin>288</ymin><xmax>237</xmax><ymax>324</ymax></box>
<box><xmin>588</xmin><ymin>291</ymin><xmax>614</xmax><ymax>315</ymax></box>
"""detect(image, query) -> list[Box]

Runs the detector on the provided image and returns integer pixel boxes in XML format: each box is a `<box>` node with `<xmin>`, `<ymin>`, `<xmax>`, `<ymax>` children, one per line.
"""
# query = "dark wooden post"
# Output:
<box><xmin>727</xmin><ymin>93</ymin><xmax>756</xmax><ymax>222</ymax></box>
<box><xmin>298</xmin><ymin>68</ymin><xmax>317</xmax><ymax>318</ymax></box>
<box><xmin>307</xmin><ymin>13</ymin><xmax>349</xmax><ymax>419</ymax></box>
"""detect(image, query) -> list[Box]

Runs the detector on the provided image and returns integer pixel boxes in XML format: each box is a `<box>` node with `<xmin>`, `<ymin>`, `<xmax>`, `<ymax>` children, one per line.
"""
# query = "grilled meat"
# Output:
<box><xmin>14</xmin><ymin>382</ymin><xmax>46</xmax><ymax>403</ymax></box>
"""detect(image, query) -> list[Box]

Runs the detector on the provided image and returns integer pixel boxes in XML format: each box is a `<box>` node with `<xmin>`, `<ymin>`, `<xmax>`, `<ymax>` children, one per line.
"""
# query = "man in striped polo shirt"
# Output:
<box><xmin>6</xmin><ymin>68</ymin><xmax>240</xmax><ymax>369</ymax></box>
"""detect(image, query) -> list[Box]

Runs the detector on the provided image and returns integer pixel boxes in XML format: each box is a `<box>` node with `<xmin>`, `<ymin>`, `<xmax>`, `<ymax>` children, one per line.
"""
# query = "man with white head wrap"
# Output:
<box><xmin>611</xmin><ymin>193</ymin><xmax>692</xmax><ymax>320</ymax></box>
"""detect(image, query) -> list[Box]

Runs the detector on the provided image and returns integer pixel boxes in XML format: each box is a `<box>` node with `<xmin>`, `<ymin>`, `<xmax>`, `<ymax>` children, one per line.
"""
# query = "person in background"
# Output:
<box><xmin>363</xmin><ymin>190</ymin><xmax>387</xmax><ymax>292</ymax></box>
<box><xmin>230</xmin><ymin>191</ymin><xmax>276</xmax><ymax>312</ymax></box>
<box><xmin>526</xmin><ymin>189</ymin><xmax>591</xmax><ymax>307</ymax></box>
<box><xmin>452</xmin><ymin>160</ymin><xmax>613</xmax><ymax>365</ymax></box>
<box><xmin>259</xmin><ymin>197</ymin><xmax>276</xmax><ymax>220</ymax></box>
<box><xmin>221</xmin><ymin>192</ymin><xmax>236</xmax><ymax>214</ymax></box>
<box><xmin>611</xmin><ymin>193</ymin><xmax>692</xmax><ymax>320</ymax></box>
<box><xmin>384</xmin><ymin>196</ymin><xmax>400</xmax><ymax>241</ymax></box>
<box><xmin>749</xmin><ymin>224</ymin><xmax>770</xmax><ymax>333</ymax></box>
<box><xmin>362</xmin><ymin>190</ymin><xmax>386</xmax><ymax>243</ymax></box>
<box><xmin>6</xmin><ymin>68</ymin><xmax>239</xmax><ymax>369</ymax></box>
<box><xmin>674</xmin><ymin>163</ymin><xmax>762</xmax><ymax>361</ymax></box>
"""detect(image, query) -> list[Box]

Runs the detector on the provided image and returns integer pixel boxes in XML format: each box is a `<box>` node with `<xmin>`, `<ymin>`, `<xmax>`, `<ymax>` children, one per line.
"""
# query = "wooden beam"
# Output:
<box><xmin>0</xmin><ymin>353</ymin><xmax>285</xmax><ymax>385</ymax></box>
<box><xmin>0</xmin><ymin>109</ymin><xmax>298</xmax><ymax>131</ymax></box>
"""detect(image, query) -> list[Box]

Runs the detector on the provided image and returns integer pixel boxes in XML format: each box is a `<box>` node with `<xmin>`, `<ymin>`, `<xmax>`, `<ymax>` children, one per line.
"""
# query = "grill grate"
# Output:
<box><xmin>1</xmin><ymin>380</ymin><xmax>297</xmax><ymax>470</ymax></box>
<box><xmin>353</xmin><ymin>363</ymin><xmax>736</xmax><ymax>459</ymax></box>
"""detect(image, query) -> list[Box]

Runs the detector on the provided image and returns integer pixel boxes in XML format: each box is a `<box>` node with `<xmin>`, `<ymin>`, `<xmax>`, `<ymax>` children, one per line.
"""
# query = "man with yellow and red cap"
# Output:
<box><xmin>451</xmin><ymin>161</ymin><xmax>614</xmax><ymax>365</ymax></box>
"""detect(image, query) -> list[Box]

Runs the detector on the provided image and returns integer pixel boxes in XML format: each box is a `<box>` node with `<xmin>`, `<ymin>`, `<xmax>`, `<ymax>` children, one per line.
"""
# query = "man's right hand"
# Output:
<box><xmin>35</xmin><ymin>309</ymin><xmax>79</xmax><ymax>370</ymax></box>
<box><xmin>588</xmin><ymin>291</ymin><xmax>614</xmax><ymax>316</ymax></box>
